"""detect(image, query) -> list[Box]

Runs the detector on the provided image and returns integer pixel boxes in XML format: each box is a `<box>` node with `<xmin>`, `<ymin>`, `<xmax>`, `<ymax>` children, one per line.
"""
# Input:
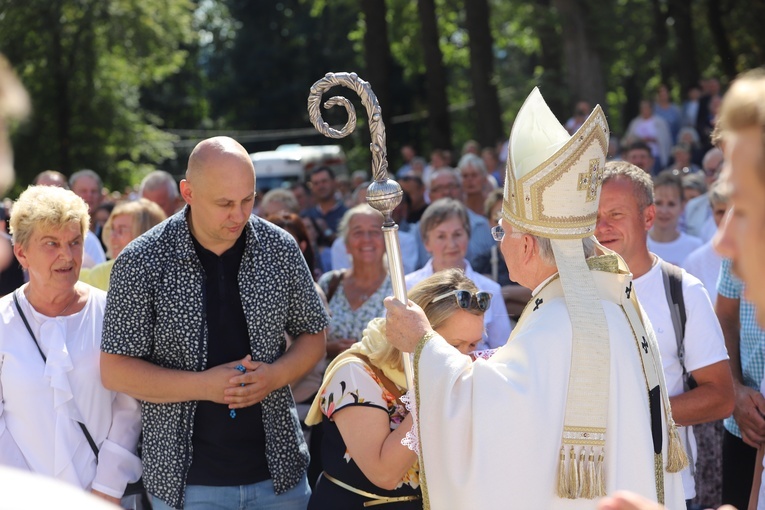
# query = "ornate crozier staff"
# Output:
<box><xmin>307</xmin><ymin>72</ymin><xmax>414</xmax><ymax>390</ymax></box>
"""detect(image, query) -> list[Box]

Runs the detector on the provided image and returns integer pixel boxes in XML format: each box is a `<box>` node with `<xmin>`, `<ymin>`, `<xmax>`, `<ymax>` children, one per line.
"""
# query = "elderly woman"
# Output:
<box><xmin>318</xmin><ymin>204</ymin><xmax>392</xmax><ymax>359</ymax></box>
<box><xmin>0</xmin><ymin>186</ymin><xmax>142</xmax><ymax>504</ymax></box>
<box><xmin>306</xmin><ymin>269</ymin><xmax>489</xmax><ymax>509</ymax></box>
<box><xmin>457</xmin><ymin>153</ymin><xmax>489</xmax><ymax>216</ymax></box>
<box><xmin>406</xmin><ymin>198</ymin><xmax>512</xmax><ymax>349</ymax></box>
<box><xmin>80</xmin><ymin>198</ymin><xmax>166</xmax><ymax>291</ymax></box>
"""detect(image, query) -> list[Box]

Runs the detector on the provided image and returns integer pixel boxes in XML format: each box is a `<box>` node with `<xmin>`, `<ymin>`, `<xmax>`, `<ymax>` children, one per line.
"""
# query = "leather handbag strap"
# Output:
<box><xmin>325</xmin><ymin>269</ymin><xmax>346</xmax><ymax>303</ymax></box>
<box><xmin>349</xmin><ymin>353</ymin><xmax>404</xmax><ymax>405</ymax></box>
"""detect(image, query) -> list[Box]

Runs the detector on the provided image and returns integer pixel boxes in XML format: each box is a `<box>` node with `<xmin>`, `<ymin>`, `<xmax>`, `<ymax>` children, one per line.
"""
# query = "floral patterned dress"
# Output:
<box><xmin>318</xmin><ymin>273</ymin><xmax>393</xmax><ymax>345</ymax></box>
<box><xmin>307</xmin><ymin>360</ymin><xmax>421</xmax><ymax>509</ymax></box>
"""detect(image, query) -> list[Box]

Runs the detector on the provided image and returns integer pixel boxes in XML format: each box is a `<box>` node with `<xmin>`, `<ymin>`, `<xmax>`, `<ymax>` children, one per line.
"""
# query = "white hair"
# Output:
<box><xmin>139</xmin><ymin>170</ymin><xmax>179</xmax><ymax>199</ymax></box>
<box><xmin>457</xmin><ymin>153</ymin><xmax>487</xmax><ymax>176</ymax></box>
<box><xmin>533</xmin><ymin>235</ymin><xmax>597</xmax><ymax>266</ymax></box>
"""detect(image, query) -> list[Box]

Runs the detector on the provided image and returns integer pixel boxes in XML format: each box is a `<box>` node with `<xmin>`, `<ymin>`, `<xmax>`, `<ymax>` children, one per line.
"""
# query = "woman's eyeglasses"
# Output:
<box><xmin>431</xmin><ymin>289</ymin><xmax>492</xmax><ymax>312</ymax></box>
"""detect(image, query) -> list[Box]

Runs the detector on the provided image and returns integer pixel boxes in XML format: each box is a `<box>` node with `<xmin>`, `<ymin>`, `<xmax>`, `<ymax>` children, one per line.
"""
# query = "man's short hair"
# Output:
<box><xmin>69</xmin><ymin>169</ymin><xmax>103</xmax><ymax>190</ymax></box>
<box><xmin>309</xmin><ymin>166</ymin><xmax>335</xmax><ymax>181</ymax></box>
<box><xmin>399</xmin><ymin>174</ymin><xmax>424</xmax><ymax>187</ymax></box>
<box><xmin>457</xmin><ymin>153</ymin><xmax>487</xmax><ymax>176</ymax></box>
<box><xmin>626</xmin><ymin>141</ymin><xmax>652</xmax><ymax>157</ymax></box>
<box><xmin>290</xmin><ymin>181</ymin><xmax>311</xmax><ymax>195</ymax></box>
<box><xmin>717</xmin><ymin>68</ymin><xmax>765</xmax><ymax>184</ymax></box>
<box><xmin>426</xmin><ymin>167</ymin><xmax>461</xmax><ymax>191</ymax></box>
<box><xmin>602</xmin><ymin>160</ymin><xmax>654</xmax><ymax>210</ymax></box>
<box><xmin>140</xmin><ymin>170</ymin><xmax>179</xmax><ymax>199</ymax></box>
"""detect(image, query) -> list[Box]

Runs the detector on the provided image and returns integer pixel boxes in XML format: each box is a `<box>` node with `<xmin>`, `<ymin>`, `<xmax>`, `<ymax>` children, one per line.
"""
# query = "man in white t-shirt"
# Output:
<box><xmin>596</xmin><ymin>160</ymin><xmax>734</xmax><ymax>504</ymax></box>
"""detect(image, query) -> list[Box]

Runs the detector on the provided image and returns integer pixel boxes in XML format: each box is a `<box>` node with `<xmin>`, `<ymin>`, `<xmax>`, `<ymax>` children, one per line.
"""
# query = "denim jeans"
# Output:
<box><xmin>150</xmin><ymin>474</ymin><xmax>311</xmax><ymax>510</ymax></box>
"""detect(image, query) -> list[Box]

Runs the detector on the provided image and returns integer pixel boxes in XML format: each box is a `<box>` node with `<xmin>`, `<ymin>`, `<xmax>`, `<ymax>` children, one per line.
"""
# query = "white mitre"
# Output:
<box><xmin>503</xmin><ymin>87</ymin><xmax>608</xmax><ymax>238</ymax></box>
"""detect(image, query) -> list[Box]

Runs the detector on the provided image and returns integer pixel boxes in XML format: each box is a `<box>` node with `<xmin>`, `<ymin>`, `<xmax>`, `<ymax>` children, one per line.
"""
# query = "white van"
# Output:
<box><xmin>250</xmin><ymin>144</ymin><xmax>347</xmax><ymax>192</ymax></box>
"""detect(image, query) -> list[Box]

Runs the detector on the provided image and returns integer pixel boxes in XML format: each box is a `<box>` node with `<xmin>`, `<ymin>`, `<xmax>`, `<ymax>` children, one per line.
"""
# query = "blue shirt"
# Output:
<box><xmin>717</xmin><ymin>258</ymin><xmax>765</xmax><ymax>438</ymax></box>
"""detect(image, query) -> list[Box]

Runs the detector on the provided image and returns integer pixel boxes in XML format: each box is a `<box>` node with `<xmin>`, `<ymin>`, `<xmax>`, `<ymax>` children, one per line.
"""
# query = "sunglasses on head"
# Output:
<box><xmin>431</xmin><ymin>289</ymin><xmax>492</xmax><ymax>312</ymax></box>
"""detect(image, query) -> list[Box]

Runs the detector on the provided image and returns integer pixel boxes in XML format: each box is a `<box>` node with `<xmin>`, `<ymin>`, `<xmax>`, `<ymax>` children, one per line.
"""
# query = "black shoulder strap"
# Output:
<box><xmin>660</xmin><ymin>261</ymin><xmax>692</xmax><ymax>388</ymax></box>
<box><xmin>325</xmin><ymin>269</ymin><xmax>345</xmax><ymax>303</ymax></box>
<box><xmin>12</xmin><ymin>290</ymin><xmax>101</xmax><ymax>462</ymax></box>
<box><xmin>13</xmin><ymin>291</ymin><xmax>47</xmax><ymax>362</ymax></box>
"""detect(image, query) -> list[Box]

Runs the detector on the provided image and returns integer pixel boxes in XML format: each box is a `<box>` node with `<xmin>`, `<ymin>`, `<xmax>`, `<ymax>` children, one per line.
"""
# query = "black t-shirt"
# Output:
<box><xmin>185</xmin><ymin>232</ymin><xmax>270</xmax><ymax>486</ymax></box>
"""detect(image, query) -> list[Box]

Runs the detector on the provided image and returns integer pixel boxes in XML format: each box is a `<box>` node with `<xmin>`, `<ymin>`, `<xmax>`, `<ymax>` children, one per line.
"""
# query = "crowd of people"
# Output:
<box><xmin>1</xmin><ymin>47</ymin><xmax>764</xmax><ymax>510</ymax></box>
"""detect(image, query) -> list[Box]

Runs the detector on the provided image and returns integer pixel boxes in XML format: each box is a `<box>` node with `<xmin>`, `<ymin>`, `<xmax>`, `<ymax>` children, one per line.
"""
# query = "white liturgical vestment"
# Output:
<box><xmin>413</xmin><ymin>259</ymin><xmax>685</xmax><ymax>509</ymax></box>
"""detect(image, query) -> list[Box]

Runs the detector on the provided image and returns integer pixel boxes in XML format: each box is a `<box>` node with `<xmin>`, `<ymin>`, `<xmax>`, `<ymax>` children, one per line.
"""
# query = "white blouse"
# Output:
<box><xmin>0</xmin><ymin>286</ymin><xmax>142</xmax><ymax>498</ymax></box>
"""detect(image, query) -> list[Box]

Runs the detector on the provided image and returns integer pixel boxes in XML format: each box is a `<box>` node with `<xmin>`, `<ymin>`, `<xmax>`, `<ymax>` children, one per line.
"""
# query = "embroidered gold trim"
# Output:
<box><xmin>562</xmin><ymin>426</ymin><xmax>606</xmax><ymax>446</ymax></box>
<box><xmin>586</xmin><ymin>255</ymin><xmax>620</xmax><ymax>274</ymax></box>
<box><xmin>502</xmin><ymin>105</ymin><xmax>610</xmax><ymax>239</ymax></box>
<box><xmin>413</xmin><ymin>333</ymin><xmax>432</xmax><ymax>510</ymax></box>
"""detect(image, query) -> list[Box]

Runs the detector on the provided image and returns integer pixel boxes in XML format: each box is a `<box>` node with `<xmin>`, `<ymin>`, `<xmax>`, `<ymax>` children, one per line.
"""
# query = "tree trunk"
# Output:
<box><xmin>464</xmin><ymin>0</ymin><xmax>503</xmax><ymax>148</ymax></box>
<box><xmin>361</xmin><ymin>0</ymin><xmax>394</xmax><ymax>146</ymax></box>
<box><xmin>417</xmin><ymin>0</ymin><xmax>452</xmax><ymax>150</ymax></box>
<box><xmin>531</xmin><ymin>0</ymin><xmax>566</xmax><ymax>119</ymax></box>
<box><xmin>650</xmin><ymin>0</ymin><xmax>672</xmax><ymax>85</ymax></box>
<box><xmin>667</xmin><ymin>0</ymin><xmax>700</xmax><ymax>93</ymax></box>
<box><xmin>552</xmin><ymin>0</ymin><xmax>606</xmax><ymax>109</ymax></box>
<box><xmin>707</xmin><ymin>0</ymin><xmax>737</xmax><ymax>81</ymax></box>
<box><xmin>49</xmin><ymin>0</ymin><xmax>71</xmax><ymax>174</ymax></box>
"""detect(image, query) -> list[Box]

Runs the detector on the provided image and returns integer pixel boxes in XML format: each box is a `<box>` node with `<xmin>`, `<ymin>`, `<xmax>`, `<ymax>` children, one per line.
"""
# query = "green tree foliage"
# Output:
<box><xmin>2</xmin><ymin>0</ymin><xmax>761</xmax><ymax>190</ymax></box>
<box><xmin>0</xmin><ymin>0</ymin><xmax>195</xmax><ymax>191</ymax></box>
<box><xmin>206</xmin><ymin>1</ymin><xmax>359</xmax><ymax>135</ymax></box>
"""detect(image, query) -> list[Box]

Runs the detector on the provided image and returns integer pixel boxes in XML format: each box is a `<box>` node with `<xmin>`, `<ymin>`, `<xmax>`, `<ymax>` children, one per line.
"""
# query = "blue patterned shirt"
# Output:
<box><xmin>717</xmin><ymin>258</ymin><xmax>765</xmax><ymax>437</ymax></box>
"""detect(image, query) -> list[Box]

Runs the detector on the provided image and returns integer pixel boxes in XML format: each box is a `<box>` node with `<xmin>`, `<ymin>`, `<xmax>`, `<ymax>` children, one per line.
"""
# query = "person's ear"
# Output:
<box><xmin>643</xmin><ymin>204</ymin><xmax>656</xmax><ymax>231</ymax></box>
<box><xmin>521</xmin><ymin>234</ymin><xmax>535</xmax><ymax>264</ymax></box>
<box><xmin>179</xmin><ymin>180</ymin><xmax>192</xmax><ymax>205</ymax></box>
<box><xmin>13</xmin><ymin>242</ymin><xmax>28</xmax><ymax>269</ymax></box>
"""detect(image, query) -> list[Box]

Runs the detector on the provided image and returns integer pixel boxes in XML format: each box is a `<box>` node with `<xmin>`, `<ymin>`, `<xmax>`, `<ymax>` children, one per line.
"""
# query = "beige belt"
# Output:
<box><xmin>321</xmin><ymin>472</ymin><xmax>421</xmax><ymax>507</ymax></box>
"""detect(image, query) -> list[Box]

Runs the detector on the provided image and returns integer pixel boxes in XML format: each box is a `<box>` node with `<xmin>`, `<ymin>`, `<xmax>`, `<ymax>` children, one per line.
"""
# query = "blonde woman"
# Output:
<box><xmin>306</xmin><ymin>268</ymin><xmax>490</xmax><ymax>509</ymax></box>
<box><xmin>80</xmin><ymin>198</ymin><xmax>166</xmax><ymax>290</ymax></box>
<box><xmin>0</xmin><ymin>186</ymin><xmax>141</xmax><ymax>504</ymax></box>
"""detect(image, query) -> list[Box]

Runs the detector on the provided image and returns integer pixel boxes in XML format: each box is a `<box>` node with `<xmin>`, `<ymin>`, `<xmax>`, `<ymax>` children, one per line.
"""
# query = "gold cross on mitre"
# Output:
<box><xmin>577</xmin><ymin>158</ymin><xmax>603</xmax><ymax>202</ymax></box>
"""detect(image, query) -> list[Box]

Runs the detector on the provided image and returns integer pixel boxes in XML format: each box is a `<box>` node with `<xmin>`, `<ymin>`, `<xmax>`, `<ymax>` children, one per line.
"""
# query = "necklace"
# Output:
<box><xmin>25</xmin><ymin>286</ymin><xmax>80</xmax><ymax>318</ymax></box>
<box><xmin>346</xmin><ymin>272</ymin><xmax>387</xmax><ymax>304</ymax></box>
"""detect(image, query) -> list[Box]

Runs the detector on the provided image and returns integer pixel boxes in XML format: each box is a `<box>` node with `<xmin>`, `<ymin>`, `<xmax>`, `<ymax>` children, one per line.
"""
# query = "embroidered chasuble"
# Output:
<box><xmin>412</xmin><ymin>259</ymin><xmax>686</xmax><ymax>509</ymax></box>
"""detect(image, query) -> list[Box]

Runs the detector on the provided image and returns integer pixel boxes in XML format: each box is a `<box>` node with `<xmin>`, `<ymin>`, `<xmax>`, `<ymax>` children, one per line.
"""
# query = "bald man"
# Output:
<box><xmin>101</xmin><ymin>137</ymin><xmax>329</xmax><ymax>509</ymax></box>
